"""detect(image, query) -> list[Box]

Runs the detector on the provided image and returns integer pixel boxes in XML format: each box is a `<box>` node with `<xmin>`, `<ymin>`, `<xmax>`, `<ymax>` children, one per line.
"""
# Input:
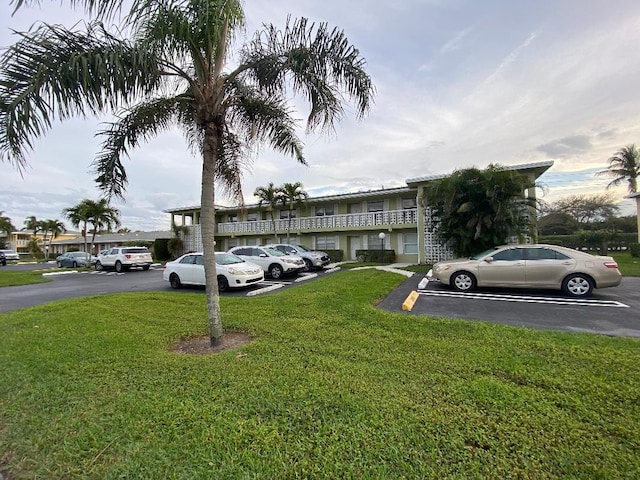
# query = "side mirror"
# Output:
<box><xmin>484</xmin><ymin>256</ymin><xmax>494</xmax><ymax>263</ymax></box>
<box><xmin>259</xmin><ymin>253</ymin><xmax>268</xmax><ymax>258</ymax></box>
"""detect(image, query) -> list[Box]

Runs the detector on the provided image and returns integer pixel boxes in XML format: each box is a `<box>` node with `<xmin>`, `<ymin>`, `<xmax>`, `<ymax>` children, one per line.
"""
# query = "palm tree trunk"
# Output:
<box><xmin>202</xmin><ymin>123</ymin><xmax>223</xmax><ymax>346</ymax></box>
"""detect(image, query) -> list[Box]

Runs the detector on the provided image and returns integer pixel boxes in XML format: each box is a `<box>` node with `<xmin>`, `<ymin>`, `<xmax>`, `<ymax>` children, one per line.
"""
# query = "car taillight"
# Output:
<box><xmin>125</xmin><ymin>254</ymin><xmax>132</xmax><ymax>259</ymax></box>
<box><xmin>604</xmin><ymin>261</ymin><xmax>618</xmax><ymax>268</ymax></box>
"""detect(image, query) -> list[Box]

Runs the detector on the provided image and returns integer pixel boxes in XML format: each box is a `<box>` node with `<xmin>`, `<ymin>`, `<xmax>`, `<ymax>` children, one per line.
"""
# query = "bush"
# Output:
<box><xmin>154</xmin><ymin>238</ymin><xmax>171</xmax><ymax>261</ymax></box>
<box><xmin>355</xmin><ymin>249</ymin><xmax>396</xmax><ymax>263</ymax></box>
<box><xmin>539</xmin><ymin>232</ymin><xmax>638</xmax><ymax>253</ymax></box>
<box><xmin>324</xmin><ymin>249</ymin><xmax>343</xmax><ymax>262</ymax></box>
<box><xmin>630</xmin><ymin>243</ymin><xmax>640</xmax><ymax>257</ymax></box>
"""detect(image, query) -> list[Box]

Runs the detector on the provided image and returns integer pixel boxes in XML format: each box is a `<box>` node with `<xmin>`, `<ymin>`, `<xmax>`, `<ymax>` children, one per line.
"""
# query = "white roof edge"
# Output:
<box><xmin>405</xmin><ymin>160</ymin><xmax>555</xmax><ymax>184</ymax></box>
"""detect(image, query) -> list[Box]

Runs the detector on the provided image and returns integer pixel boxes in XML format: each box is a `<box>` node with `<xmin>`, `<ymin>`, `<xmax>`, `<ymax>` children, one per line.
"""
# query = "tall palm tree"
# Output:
<box><xmin>62</xmin><ymin>200</ymin><xmax>92</xmax><ymax>258</ymax></box>
<box><xmin>63</xmin><ymin>199</ymin><xmax>120</xmax><ymax>262</ymax></box>
<box><xmin>278</xmin><ymin>182</ymin><xmax>308</xmax><ymax>241</ymax></box>
<box><xmin>254</xmin><ymin>183</ymin><xmax>283</xmax><ymax>240</ymax></box>
<box><xmin>2</xmin><ymin>0</ymin><xmax>374</xmax><ymax>346</ymax></box>
<box><xmin>596</xmin><ymin>144</ymin><xmax>640</xmax><ymax>193</ymax></box>
<box><xmin>22</xmin><ymin>216</ymin><xmax>41</xmax><ymax>235</ymax></box>
<box><xmin>40</xmin><ymin>219</ymin><xmax>66</xmax><ymax>259</ymax></box>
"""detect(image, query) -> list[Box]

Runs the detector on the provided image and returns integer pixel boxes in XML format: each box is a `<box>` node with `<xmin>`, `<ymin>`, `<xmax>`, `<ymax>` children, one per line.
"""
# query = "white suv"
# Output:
<box><xmin>95</xmin><ymin>246</ymin><xmax>153</xmax><ymax>272</ymax></box>
<box><xmin>228</xmin><ymin>246</ymin><xmax>304</xmax><ymax>279</ymax></box>
<box><xmin>265</xmin><ymin>243</ymin><xmax>330</xmax><ymax>271</ymax></box>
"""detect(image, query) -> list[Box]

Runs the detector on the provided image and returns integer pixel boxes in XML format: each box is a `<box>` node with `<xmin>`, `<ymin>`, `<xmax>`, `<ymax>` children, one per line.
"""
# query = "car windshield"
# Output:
<box><xmin>215</xmin><ymin>252</ymin><xmax>244</xmax><ymax>265</ymax></box>
<box><xmin>263</xmin><ymin>247</ymin><xmax>285</xmax><ymax>256</ymax></box>
<box><xmin>470</xmin><ymin>247</ymin><xmax>500</xmax><ymax>260</ymax></box>
<box><xmin>293</xmin><ymin>245</ymin><xmax>310</xmax><ymax>252</ymax></box>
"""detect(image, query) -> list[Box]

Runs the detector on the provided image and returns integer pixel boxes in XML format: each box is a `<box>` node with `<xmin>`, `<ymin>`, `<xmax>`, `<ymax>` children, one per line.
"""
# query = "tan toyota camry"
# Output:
<box><xmin>427</xmin><ymin>244</ymin><xmax>622</xmax><ymax>297</ymax></box>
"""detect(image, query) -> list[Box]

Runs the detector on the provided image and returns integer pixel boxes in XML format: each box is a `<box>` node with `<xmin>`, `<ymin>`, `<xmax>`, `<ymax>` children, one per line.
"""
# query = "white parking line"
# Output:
<box><xmin>246</xmin><ymin>284</ymin><xmax>286</xmax><ymax>296</ymax></box>
<box><xmin>417</xmin><ymin>289</ymin><xmax>629</xmax><ymax>308</ymax></box>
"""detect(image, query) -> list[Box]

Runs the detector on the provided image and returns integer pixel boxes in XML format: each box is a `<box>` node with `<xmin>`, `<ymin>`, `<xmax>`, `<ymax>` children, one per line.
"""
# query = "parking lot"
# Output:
<box><xmin>378</xmin><ymin>274</ymin><xmax>640</xmax><ymax>338</ymax></box>
<box><xmin>3</xmin><ymin>264</ymin><xmax>640</xmax><ymax>338</ymax></box>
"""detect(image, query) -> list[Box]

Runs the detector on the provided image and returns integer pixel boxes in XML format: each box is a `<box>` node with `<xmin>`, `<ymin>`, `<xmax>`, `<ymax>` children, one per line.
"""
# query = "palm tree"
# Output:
<box><xmin>22</xmin><ymin>216</ymin><xmax>41</xmax><ymax>235</ymax></box>
<box><xmin>596</xmin><ymin>144</ymin><xmax>640</xmax><ymax>193</ymax></box>
<box><xmin>40</xmin><ymin>219</ymin><xmax>66</xmax><ymax>259</ymax></box>
<box><xmin>254</xmin><ymin>183</ymin><xmax>283</xmax><ymax>240</ymax></box>
<box><xmin>0</xmin><ymin>211</ymin><xmax>16</xmax><ymax>236</ymax></box>
<box><xmin>2</xmin><ymin>0</ymin><xmax>374</xmax><ymax>346</ymax></box>
<box><xmin>63</xmin><ymin>199</ymin><xmax>120</xmax><ymax>262</ymax></box>
<box><xmin>278</xmin><ymin>182</ymin><xmax>308</xmax><ymax>241</ymax></box>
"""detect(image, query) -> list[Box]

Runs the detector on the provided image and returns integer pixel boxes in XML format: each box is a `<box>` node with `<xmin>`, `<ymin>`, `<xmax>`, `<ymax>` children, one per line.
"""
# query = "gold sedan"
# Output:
<box><xmin>427</xmin><ymin>244</ymin><xmax>622</xmax><ymax>297</ymax></box>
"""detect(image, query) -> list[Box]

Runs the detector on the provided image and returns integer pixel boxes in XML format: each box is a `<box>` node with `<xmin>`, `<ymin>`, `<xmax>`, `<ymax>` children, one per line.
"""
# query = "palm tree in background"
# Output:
<box><xmin>40</xmin><ymin>219</ymin><xmax>66</xmax><ymax>259</ymax></box>
<box><xmin>278</xmin><ymin>182</ymin><xmax>308</xmax><ymax>242</ymax></box>
<box><xmin>0</xmin><ymin>212</ymin><xmax>16</xmax><ymax>236</ymax></box>
<box><xmin>63</xmin><ymin>199</ymin><xmax>120</xmax><ymax>262</ymax></box>
<box><xmin>596</xmin><ymin>144</ymin><xmax>640</xmax><ymax>193</ymax></box>
<box><xmin>2</xmin><ymin>0</ymin><xmax>374</xmax><ymax>346</ymax></box>
<box><xmin>23</xmin><ymin>216</ymin><xmax>41</xmax><ymax>235</ymax></box>
<box><xmin>254</xmin><ymin>183</ymin><xmax>283</xmax><ymax>240</ymax></box>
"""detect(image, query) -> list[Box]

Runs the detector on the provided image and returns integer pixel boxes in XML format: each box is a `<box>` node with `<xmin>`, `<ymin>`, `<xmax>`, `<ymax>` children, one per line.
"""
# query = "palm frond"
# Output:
<box><xmin>0</xmin><ymin>21</ymin><xmax>162</xmax><ymax>168</ymax></box>
<box><xmin>226</xmin><ymin>80</ymin><xmax>306</xmax><ymax>164</ymax></box>
<box><xmin>93</xmin><ymin>95</ymin><xmax>195</xmax><ymax>199</ymax></box>
<box><xmin>238</xmin><ymin>16</ymin><xmax>374</xmax><ymax>134</ymax></box>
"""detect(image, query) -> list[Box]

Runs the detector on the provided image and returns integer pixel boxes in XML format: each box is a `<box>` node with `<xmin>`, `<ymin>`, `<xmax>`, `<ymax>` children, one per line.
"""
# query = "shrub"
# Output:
<box><xmin>154</xmin><ymin>238</ymin><xmax>171</xmax><ymax>261</ymax></box>
<box><xmin>355</xmin><ymin>249</ymin><xmax>396</xmax><ymax>262</ymax></box>
<box><xmin>324</xmin><ymin>249</ymin><xmax>344</xmax><ymax>262</ymax></box>
<box><xmin>630</xmin><ymin>243</ymin><xmax>640</xmax><ymax>257</ymax></box>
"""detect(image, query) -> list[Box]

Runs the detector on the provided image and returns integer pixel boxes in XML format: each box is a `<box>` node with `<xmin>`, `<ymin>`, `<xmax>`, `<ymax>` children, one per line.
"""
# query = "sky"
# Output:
<box><xmin>2</xmin><ymin>0</ymin><xmax>640</xmax><ymax>231</ymax></box>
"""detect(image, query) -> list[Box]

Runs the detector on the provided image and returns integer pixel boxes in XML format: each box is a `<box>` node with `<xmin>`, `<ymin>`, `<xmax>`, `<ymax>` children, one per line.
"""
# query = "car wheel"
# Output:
<box><xmin>562</xmin><ymin>273</ymin><xmax>593</xmax><ymax>297</ymax></box>
<box><xmin>115</xmin><ymin>261</ymin><xmax>123</xmax><ymax>273</ymax></box>
<box><xmin>169</xmin><ymin>273</ymin><xmax>182</xmax><ymax>289</ymax></box>
<box><xmin>451</xmin><ymin>271</ymin><xmax>476</xmax><ymax>292</ymax></box>
<box><xmin>95</xmin><ymin>261</ymin><xmax>103</xmax><ymax>271</ymax></box>
<box><xmin>269</xmin><ymin>264</ymin><xmax>284</xmax><ymax>279</ymax></box>
<box><xmin>142</xmin><ymin>265</ymin><xmax>150</xmax><ymax>271</ymax></box>
<box><xmin>303</xmin><ymin>259</ymin><xmax>313</xmax><ymax>272</ymax></box>
<box><xmin>218</xmin><ymin>275</ymin><xmax>229</xmax><ymax>292</ymax></box>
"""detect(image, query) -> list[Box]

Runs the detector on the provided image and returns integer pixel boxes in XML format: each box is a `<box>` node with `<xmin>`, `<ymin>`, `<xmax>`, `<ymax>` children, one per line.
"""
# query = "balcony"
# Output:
<box><xmin>215</xmin><ymin>208</ymin><xmax>418</xmax><ymax>236</ymax></box>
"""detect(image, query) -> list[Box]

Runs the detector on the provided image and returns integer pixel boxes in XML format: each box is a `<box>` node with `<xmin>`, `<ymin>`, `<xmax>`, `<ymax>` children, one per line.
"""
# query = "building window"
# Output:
<box><xmin>367</xmin><ymin>201</ymin><xmax>384</xmax><ymax>212</ymax></box>
<box><xmin>280</xmin><ymin>210</ymin><xmax>297</xmax><ymax>219</ymax></box>
<box><xmin>247</xmin><ymin>213</ymin><xmax>258</xmax><ymax>222</ymax></box>
<box><xmin>246</xmin><ymin>238</ymin><xmax>257</xmax><ymax>246</ymax></box>
<box><xmin>316</xmin><ymin>236</ymin><xmax>337</xmax><ymax>250</ymax></box>
<box><xmin>229</xmin><ymin>214</ymin><xmax>238</xmax><ymax>223</ymax></box>
<box><xmin>368</xmin><ymin>234</ymin><xmax>384</xmax><ymax>249</ymax></box>
<box><xmin>401</xmin><ymin>198</ymin><xmax>417</xmax><ymax>209</ymax></box>
<box><xmin>403</xmin><ymin>233</ymin><xmax>418</xmax><ymax>254</ymax></box>
<box><xmin>227</xmin><ymin>238</ymin><xmax>239</xmax><ymax>249</ymax></box>
<box><xmin>316</xmin><ymin>205</ymin><xmax>334</xmax><ymax>216</ymax></box>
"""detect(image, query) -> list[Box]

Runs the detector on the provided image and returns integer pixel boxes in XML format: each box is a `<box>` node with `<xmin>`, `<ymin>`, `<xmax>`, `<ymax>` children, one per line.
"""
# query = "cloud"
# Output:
<box><xmin>536</xmin><ymin>135</ymin><xmax>593</xmax><ymax>158</ymax></box>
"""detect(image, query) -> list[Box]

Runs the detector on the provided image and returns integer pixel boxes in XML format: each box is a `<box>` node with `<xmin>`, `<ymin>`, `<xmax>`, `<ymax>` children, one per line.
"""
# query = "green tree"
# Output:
<box><xmin>63</xmin><ymin>199</ymin><xmax>120</xmax><ymax>263</ymax></box>
<box><xmin>40</xmin><ymin>219</ymin><xmax>66</xmax><ymax>259</ymax></box>
<box><xmin>2</xmin><ymin>0</ymin><xmax>374</xmax><ymax>346</ymax></box>
<box><xmin>596</xmin><ymin>144</ymin><xmax>640</xmax><ymax>193</ymax></box>
<box><xmin>544</xmin><ymin>193</ymin><xmax>619</xmax><ymax>226</ymax></box>
<box><xmin>22</xmin><ymin>216</ymin><xmax>41</xmax><ymax>235</ymax></box>
<box><xmin>254</xmin><ymin>183</ymin><xmax>282</xmax><ymax>240</ymax></box>
<box><xmin>278</xmin><ymin>182</ymin><xmax>308</xmax><ymax>242</ymax></box>
<box><xmin>0</xmin><ymin>211</ymin><xmax>15</xmax><ymax>236</ymax></box>
<box><xmin>424</xmin><ymin>164</ymin><xmax>535</xmax><ymax>257</ymax></box>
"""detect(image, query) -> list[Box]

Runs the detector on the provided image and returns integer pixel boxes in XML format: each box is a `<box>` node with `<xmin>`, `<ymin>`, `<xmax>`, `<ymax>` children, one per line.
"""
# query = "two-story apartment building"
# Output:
<box><xmin>165</xmin><ymin>161</ymin><xmax>553</xmax><ymax>264</ymax></box>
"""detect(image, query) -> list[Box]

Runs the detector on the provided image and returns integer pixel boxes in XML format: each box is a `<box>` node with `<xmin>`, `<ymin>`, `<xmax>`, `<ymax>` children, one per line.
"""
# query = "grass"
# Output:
<box><xmin>0</xmin><ymin>269</ymin><xmax>52</xmax><ymax>287</ymax></box>
<box><xmin>1</xmin><ymin>269</ymin><xmax>639</xmax><ymax>478</ymax></box>
<box><xmin>610</xmin><ymin>252</ymin><xmax>640</xmax><ymax>276</ymax></box>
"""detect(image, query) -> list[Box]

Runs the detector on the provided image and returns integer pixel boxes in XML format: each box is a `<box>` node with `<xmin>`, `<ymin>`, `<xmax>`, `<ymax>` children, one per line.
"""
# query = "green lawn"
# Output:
<box><xmin>1</xmin><ymin>269</ymin><xmax>638</xmax><ymax>478</ymax></box>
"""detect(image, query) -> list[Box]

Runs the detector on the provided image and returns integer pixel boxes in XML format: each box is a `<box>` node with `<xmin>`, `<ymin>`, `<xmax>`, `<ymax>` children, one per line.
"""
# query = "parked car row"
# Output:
<box><xmin>163</xmin><ymin>243</ymin><xmax>331</xmax><ymax>291</ymax></box>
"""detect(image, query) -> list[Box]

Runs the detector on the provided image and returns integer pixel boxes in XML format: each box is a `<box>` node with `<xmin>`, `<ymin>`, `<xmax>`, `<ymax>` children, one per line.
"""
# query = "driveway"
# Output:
<box><xmin>378</xmin><ymin>274</ymin><xmax>640</xmax><ymax>338</ymax></box>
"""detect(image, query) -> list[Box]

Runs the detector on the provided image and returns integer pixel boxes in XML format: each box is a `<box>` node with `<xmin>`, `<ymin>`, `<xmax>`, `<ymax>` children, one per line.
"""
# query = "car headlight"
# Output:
<box><xmin>226</xmin><ymin>267</ymin><xmax>243</xmax><ymax>275</ymax></box>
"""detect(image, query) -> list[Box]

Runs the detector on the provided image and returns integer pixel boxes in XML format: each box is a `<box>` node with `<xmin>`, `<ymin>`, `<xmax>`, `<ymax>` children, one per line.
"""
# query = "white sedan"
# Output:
<box><xmin>163</xmin><ymin>252</ymin><xmax>264</xmax><ymax>291</ymax></box>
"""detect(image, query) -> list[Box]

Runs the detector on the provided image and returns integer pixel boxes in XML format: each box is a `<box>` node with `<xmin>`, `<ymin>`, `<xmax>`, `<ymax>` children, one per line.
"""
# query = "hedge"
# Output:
<box><xmin>355</xmin><ymin>249</ymin><xmax>396</xmax><ymax>263</ymax></box>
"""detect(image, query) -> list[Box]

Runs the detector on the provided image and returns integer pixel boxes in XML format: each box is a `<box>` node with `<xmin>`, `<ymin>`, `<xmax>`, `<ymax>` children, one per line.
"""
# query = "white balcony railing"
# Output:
<box><xmin>216</xmin><ymin>208</ymin><xmax>418</xmax><ymax>235</ymax></box>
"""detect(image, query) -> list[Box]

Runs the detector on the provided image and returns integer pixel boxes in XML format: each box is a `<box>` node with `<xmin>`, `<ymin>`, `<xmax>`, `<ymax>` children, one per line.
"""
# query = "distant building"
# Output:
<box><xmin>49</xmin><ymin>231</ymin><xmax>171</xmax><ymax>255</ymax></box>
<box><xmin>5</xmin><ymin>230</ymin><xmax>81</xmax><ymax>255</ymax></box>
<box><xmin>165</xmin><ymin>161</ymin><xmax>553</xmax><ymax>264</ymax></box>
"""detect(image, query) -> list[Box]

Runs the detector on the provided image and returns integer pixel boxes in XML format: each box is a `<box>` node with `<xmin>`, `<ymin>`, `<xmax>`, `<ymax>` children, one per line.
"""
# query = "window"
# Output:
<box><xmin>316</xmin><ymin>205</ymin><xmax>334</xmax><ymax>216</ymax></box>
<box><xmin>179</xmin><ymin>254</ymin><xmax>197</xmax><ymax>264</ymax></box>
<box><xmin>195</xmin><ymin>255</ymin><xmax>204</xmax><ymax>265</ymax></box>
<box><xmin>403</xmin><ymin>233</ymin><xmax>418</xmax><ymax>254</ymax></box>
<box><xmin>368</xmin><ymin>234</ymin><xmax>384</xmax><ymax>249</ymax></box>
<box><xmin>233</xmin><ymin>247</ymin><xmax>251</xmax><ymax>256</ymax></box>
<box><xmin>280</xmin><ymin>210</ymin><xmax>297</xmax><ymax>219</ymax></box>
<box><xmin>525</xmin><ymin>248</ymin><xmax>570</xmax><ymax>260</ymax></box>
<box><xmin>247</xmin><ymin>213</ymin><xmax>259</xmax><ymax>222</ymax></box>
<box><xmin>492</xmin><ymin>248</ymin><xmax>524</xmax><ymax>261</ymax></box>
<box><xmin>316</xmin><ymin>236</ymin><xmax>337</xmax><ymax>250</ymax></box>
<box><xmin>401</xmin><ymin>198</ymin><xmax>417</xmax><ymax>209</ymax></box>
<box><xmin>367</xmin><ymin>201</ymin><xmax>384</xmax><ymax>212</ymax></box>
<box><xmin>229</xmin><ymin>214</ymin><xmax>238</xmax><ymax>223</ymax></box>
<box><xmin>227</xmin><ymin>238</ymin><xmax>239</xmax><ymax>249</ymax></box>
